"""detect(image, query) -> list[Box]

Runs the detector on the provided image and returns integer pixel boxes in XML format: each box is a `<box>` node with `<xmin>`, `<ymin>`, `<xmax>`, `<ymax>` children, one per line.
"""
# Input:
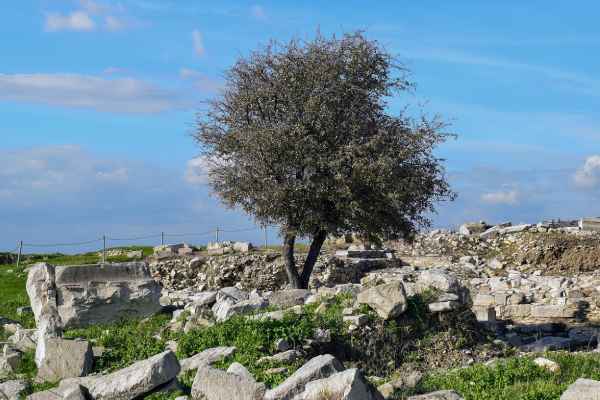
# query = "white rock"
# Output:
<box><xmin>36</xmin><ymin>338</ymin><xmax>94</xmax><ymax>382</ymax></box>
<box><xmin>357</xmin><ymin>282</ymin><xmax>407</xmax><ymax>320</ymax></box>
<box><xmin>407</xmin><ymin>390</ymin><xmax>464</xmax><ymax>400</ymax></box>
<box><xmin>296</xmin><ymin>368</ymin><xmax>381</xmax><ymax>400</ymax></box>
<box><xmin>264</xmin><ymin>354</ymin><xmax>344</xmax><ymax>400</ymax></box>
<box><xmin>533</xmin><ymin>357</ymin><xmax>560</xmax><ymax>373</ymax></box>
<box><xmin>63</xmin><ymin>350</ymin><xmax>180</xmax><ymax>400</ymax></box>
<box><xmin>560</xmin><ymin>378</ymin><xmax>600</xmax><ymax>400</ymax></box>
<box><xmin>226</xmin><ymin>362</ymin><xmax>255</xmax><ymax>381</ymax></box>
<box><xmin>0</xmin><ymin>380</ymin><xmax>28</xmax><ymax>400</ymax></box>
<box><xmin>191</xmin><ymin>364</ymin><xmax>265</xmax><ymax>400</ymax></box>
<box><xmin>179</xmin><ymin>346</ymin><xmax>236</xmax><ymax>373</ymax></box>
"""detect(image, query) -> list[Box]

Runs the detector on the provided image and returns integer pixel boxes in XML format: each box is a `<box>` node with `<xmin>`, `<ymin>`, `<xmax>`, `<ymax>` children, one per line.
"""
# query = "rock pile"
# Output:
<box><xmin>150</xmin><ymin>252</ymin><xmax>400</xmax><ymax>292</ymax></box>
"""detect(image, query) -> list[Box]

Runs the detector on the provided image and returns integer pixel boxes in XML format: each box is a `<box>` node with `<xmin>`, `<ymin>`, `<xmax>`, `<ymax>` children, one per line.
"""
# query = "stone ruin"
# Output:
<box><xmin>27</xmin><ymin>262</ymin><xmax>161</xmax><ymax>330</ymax></box>
<box><xmin>5</xmin><ymin>219</ymin><xmax>600</xmax><ymax>399</ymax></box>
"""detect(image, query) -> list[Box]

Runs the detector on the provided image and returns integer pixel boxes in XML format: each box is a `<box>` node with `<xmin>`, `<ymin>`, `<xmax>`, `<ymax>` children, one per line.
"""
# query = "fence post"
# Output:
<box><xmin>16</xmin><ymin>240</ymin><xmax>23</xmax><ymax>269</ymax></box>
<box><xmin>264</xmin><ymin>226</ymin><xmax>268</xmax><ymax>249</ymax></box>
<box><xmin>102</xmin><ymin>235</ymin><xmax>106</xmax><ymax>264</ymax></box>
<box><xmin>161</xmin><ymin>232</ymin><xmax>165</xmax><ymax>246</ymax></box>
<box><xmin>215</xmin><ymin>227</ymin><xmax>220</xmax><ymax>243</ymax></box>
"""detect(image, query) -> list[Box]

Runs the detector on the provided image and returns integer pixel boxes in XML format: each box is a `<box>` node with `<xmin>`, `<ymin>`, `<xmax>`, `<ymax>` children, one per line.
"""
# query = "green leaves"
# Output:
<box><xmin>194</xmin><ymin>31</ymin><xmax>454</xmax><ymax>241</ymax></box>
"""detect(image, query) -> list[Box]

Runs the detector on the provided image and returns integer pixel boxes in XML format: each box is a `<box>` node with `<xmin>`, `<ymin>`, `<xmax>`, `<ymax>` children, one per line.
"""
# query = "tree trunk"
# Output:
<box><xmin>299</xmin><ymin>229</ymin><xmax>328</xmax><ymax>289</ymax></box>
<box><xmin>282</xmin><ymin>231</ymin><xmax>301</xmax><ymax>288</ymax></box>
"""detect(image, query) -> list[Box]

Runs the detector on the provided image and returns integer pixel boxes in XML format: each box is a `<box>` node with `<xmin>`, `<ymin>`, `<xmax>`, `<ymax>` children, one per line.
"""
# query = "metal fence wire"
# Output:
<box><xmin>5</xmin><ymin>224</ymin><xmax>278</xmax><ymax>268</ymax></box>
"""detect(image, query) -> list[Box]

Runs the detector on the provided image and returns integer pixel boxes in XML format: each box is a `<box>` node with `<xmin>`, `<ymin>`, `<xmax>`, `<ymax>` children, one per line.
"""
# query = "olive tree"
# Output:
<box><xmin>194</xmin><ymin>32</ymin><xmax>455</xmax><ymax>289</ymax></box>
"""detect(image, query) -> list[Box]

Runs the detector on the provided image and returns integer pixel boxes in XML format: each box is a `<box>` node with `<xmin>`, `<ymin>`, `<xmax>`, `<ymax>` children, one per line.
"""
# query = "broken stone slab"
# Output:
<box><xmin>250</xmin><ymin>306</ymin><xmax>303</xmax><ymax>322</ymax></box>
<box><xmin>26</xmin><ymin>383</ymin><xmax>87</xmax><ymax>400</ymax></box>
<box><xmin>191</xmin><ymin>364</ymin><xmax>265</xmax><ymax>400</ymax></box>
<box><xmin>54</xmin><ymin>262</ymin><xmax>162</xmax><ymax>329</ymax></box>
<box><xmin>212</xmin><ymin>297</ymin><xmax>269</xmax><ymax>322</ymax></box>
<box><xmin>296</xmin><ymin>368</ymin><xmax>383</xmax><ymax>400</ymax></box>
<box><xmin>357</xmin><ymin>282</ymin><xmax>407</xmax><ymax>320</ymax></box>
<box><xmin>407</xmin><ymin>391</ymin><xmax>464</xmax><ymax>400</ymax></box>
<box><xmin>226</xmin><ymin>362</ymin><xmax>255</xmax><ymax>381</ymax></box>
<box><xmin>498</xmin><ymin>224</ymin><xmax>532</xmax><ymax>235</ymax></box>
<box><xmin>28</xmin><ymin>262</ymin><xmax>162</xmax><ymax>330</ymax></box>
<box><xmin>479</xmin><ymin>222</ymin><xmax>512</xmax><ymax>239</ymax></box>
<box><xmin>62</xmin><ymin>350</ymin><xmax>180</xmax><ymax>400</ymax></box>
<box><xmin>36</xmin><ymin>338</ymin><xmax>94</xmax><ymax>382</ymax></box>
<box><xmin>560</xmin><ymin>378</ymin><xmax>600</xmax><ymax>399</ymax></box>
<box><xmin>579</xmin><ymin>218</ymin><xmax>600</xmax><ymax>232</ymax></box>
<box><xmin>428</xmin><ymin>301</ymin><xmax>460</xmax><ymax>313</ymax></box>
<box><xmin>472</xmin><ymin>306</ymin><xmax>496</xmax><ymax>324</ymax></box>
<box><xmin>459</xmin><ymin>222</ymin><xmax>489</xmax><ymax>236</ymax></box>
<box><xmin>0</xmin><ymin>380</ymin><xmax>28</xmax><ymax>400</ymax></box>
<box><xmin>264</xmin><ymin>354</ymin><xmax>344</xmax><ymax>400</ymax></box>
<box><xmin>216</xmin><ymin>287</ymin><xmax>249</xmax><ymax>303</ymax></box>
<box><xmin>9</xmin><ymin>329</ymin><xmax>37</xmax><ymax>352</ymax></box>
<box><xmin>530</xmin><ymin>305</ymin><xmax>577</xmax><ymax>319</ymax></box>
<box><xmin>258</xmin><ymin>350</ymin><xmax>303</xmax><ymax>365</ymax></box>
<box><xmin>266</xmin><ymin>290</ymin><xmax>312</xmax><ymax>309</ymax></box>
<box><xmin>521</xmin><ymin>336</ymin><xmax>572</xmax><ymax>352</ymax></box>
<box><xmin>179</xmin><ymin>346</ymin><xmax>236</xmax><ymax>373</ymax></box>
<box><xmin>416</xmin><ymin>270</ymin><xmax>460</xmax><ymax>294</ymax></box>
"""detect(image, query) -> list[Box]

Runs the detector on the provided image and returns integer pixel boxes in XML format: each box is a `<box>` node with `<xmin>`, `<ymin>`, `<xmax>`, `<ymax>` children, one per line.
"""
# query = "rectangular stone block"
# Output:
<box><xmin>504</xmin><ymin>304</ymin><xmax>532</xmax><ymax>318</ymax></box>
<box><xmin>473</xmin><ymin>294</ymin><xmax>495</xmax><ymax>307</ymax></box>
<box><xmin>472</xmin><ymin>306</ymin><xmax>496</xmax><ymax>323</ymax></box>
<box><xmin>580</xmin><ymin>218</ymin><xmax>600</xmax><ymax>232</ymax></box>
<box><xmin>531</xmin><ymin>304</ymin><xmax>577</xmax><ymax>319</ymax></box>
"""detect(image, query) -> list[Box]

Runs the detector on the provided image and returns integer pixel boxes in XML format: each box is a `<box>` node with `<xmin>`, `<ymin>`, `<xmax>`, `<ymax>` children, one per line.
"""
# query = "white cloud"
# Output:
<box><xmin>45</xmin><ymin>11</ymin><xmax>96</xmax><ymax>32</ymax></box>
<box><xmin>96</xmin><ymin>167</ymin><xmax>128</xmax><ymax>183</ymax></box>
<box><xmin>103</xmin><ymin>66</ymin><xmax>125</xmax><ymax>75</ymax></box>
<box><xmin>104</xmin><ymin>16</ymin><xmax>126</xmax><ymax>31</ymax></box>
<box><xmin>192</xmin><ymin>30</ymin><xmax>205</xmax><ymax>57</ymax></box>
<box><xmin>250</xmin><ymin>5</ymin><xmax>267</xmax><ymax>20</ymax></box>
<box><xmin>574</xmin><ymin>155</ymin><xmax>600</xmax><ymax>189</ymax></box>
<box><xmin>185</xmin><ymin>156</ymin><xmax>210</xmax><ymax>185</ymax></box>
<box><xmin>79</xmin><ymin>0</ymin><xmax>107</xmax><ymax>14</ymax></box>
<box><xmin>0</xmin><ymin>73</ymin><xmax>187</xmax><ymax>113</ymax></box>
<box><xmin>481</xmin><ymin>189</ymin><xmax>520</xmax><ymax>206</ymax></box>
<box><xmin>179</xmin><ymin>68</ymin><xmax>223</xmax><ymax>93</ymax></box>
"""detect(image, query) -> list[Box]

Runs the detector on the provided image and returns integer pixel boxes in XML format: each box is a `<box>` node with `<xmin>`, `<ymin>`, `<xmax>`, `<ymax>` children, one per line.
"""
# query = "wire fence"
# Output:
<box><xmin>2</xmin><ymin>224</ymin><xmax>279</xmax><ymax>269</ymax></box>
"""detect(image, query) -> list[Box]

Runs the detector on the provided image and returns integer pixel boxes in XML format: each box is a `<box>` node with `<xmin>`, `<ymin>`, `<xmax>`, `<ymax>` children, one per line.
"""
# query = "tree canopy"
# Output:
<box><xmin>194</xmin><ymin>32</ymin><xmax>455</xmax><ymax>288</ymax></box>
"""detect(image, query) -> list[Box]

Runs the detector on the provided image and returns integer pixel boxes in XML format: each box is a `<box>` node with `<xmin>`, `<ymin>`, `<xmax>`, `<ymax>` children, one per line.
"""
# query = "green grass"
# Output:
<box><xmin>64</xmin><ymin>314</ymin><xmax>172</xmax><ymax>373</ymax></box>
<box><xmin>404</xmin><ymin>352</ymin><xmax>600</xmax><ymax>400</ymax></box>
<box><xmin>0</xmin><ymin>263</ymin><xmax>34</xmax><ymax>327</ymax></box>
<box><xmin>23</xmin><ymin>246</ymin><xmax>154</xmax><ymax>266</ymax></box>
<box><xmin>175</xmin><ymin>294</ymin><xmax>353</xmax><ymax>388</ymax></box>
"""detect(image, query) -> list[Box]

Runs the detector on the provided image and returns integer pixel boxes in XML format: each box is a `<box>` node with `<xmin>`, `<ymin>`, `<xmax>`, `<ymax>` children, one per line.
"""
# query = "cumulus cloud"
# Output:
<box><xmin>45</xmin><ymin>1</ymin><xmax>133</xmax><ymax>33</ymax></box>
<box><xmin>574</xmin><ymin>155</ymin><xmax>600</xmax><ymax>189</ymax></box>
<box><xmin>185</xmin><ymin>156</ymin><xmax>210</xmax><ymax>185</ymax></box>
<box><xmin>0</xmin><ymin>146</ymin><xmax>261</xmax><ymax>251</ymax></box>
<box><xmin>481</xmin><ymin>189</ymin><xmax>520</xmax><ymax>206</ymax></box>
<box><xmin>45</xmin><ymin>11</ymin><xmax>96</xmax><ymax>32</ymax></box>
<box><xmin>192</xmin><ymin>30</ymin><xmax>205</xmax><ymax>57</ymax></box>
<box><xmin>0</xmin><ymin>73</ymin><xmax>187</xmax><ymax>113</ymax></box>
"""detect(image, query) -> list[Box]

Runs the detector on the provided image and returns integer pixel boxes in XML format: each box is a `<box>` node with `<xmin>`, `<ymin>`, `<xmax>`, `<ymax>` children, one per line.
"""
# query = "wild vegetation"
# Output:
<box><xmin>4</xmin><ymin>252</ymin><xmax>600</xmax><ymax>400</ymax></box>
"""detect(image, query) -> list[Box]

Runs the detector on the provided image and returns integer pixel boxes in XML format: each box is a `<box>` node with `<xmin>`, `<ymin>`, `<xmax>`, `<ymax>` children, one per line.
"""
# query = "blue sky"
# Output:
<box><xmin>2</xmin><ymin>1</ymin><xmax>600</xmax><ymax>252</ymax></box>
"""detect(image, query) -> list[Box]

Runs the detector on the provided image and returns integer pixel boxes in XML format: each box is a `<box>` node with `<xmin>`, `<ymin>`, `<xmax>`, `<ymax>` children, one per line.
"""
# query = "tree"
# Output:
<box><xmin>194</xmin><ymin>32</ymin><xmax>455</xmax><ymax>289</ymax></box>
